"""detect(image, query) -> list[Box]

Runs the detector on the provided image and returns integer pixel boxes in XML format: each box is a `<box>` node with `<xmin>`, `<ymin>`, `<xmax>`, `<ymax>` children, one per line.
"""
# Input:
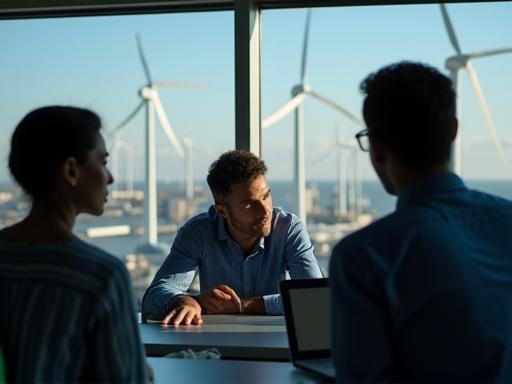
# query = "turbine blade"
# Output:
<box><xmin>439</xmin><ymin>4</ymin><xmax>462</xmax><ymax>55</ymax></box>
<box><xmin>308</xmin><ymin>90</ymin><xmax>363</xmax><ymax>126</ymax></box>
<box><xmin>153</xmin><ymin>81</ymin><xmax>208</xmax><ymax>89</ymax></box>
<box><xmin>467</xmin><ymin>47</ymin><xmax>512</xmax><ymax>60</ymax></box>
<box><xmin>112</xmin><ymin>100</ymin><xmax>145</xmax><ymax>135</ymax></box>
<box><xmin>466</xmin><ymin>62</ymin><xmax>511</xmax><ymax>172</ymax></box>
<box><xmin>300</xmin><ymin>8</ymin><xmax>312</xmax><ymax>84</ymax></box>
<box><xmin>262</xmin><ymin>93</ymin><xmax>306</xmax><ymax>129</ymax></box>
<box><xmin>151</xmin><ymin>91</ymin><xmax>185</xmax><ymax>157</ymax></box>
<box><xmin>136</xmin><ymin>32</ymin><xmax>153</xmax><ymax>85</ymax></box>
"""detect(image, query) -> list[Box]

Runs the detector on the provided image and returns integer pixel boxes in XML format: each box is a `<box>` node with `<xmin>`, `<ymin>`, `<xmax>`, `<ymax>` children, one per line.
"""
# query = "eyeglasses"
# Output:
<box><xmin>355</xmin><ymin>129</ymin><xmax>369</xmax><ymax>152</ymax></box>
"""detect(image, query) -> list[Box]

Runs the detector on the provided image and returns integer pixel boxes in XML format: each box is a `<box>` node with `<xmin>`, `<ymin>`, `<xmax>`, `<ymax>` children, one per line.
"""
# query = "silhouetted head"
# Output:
<box><xmin>361</xmin><ymin>61</ymin><xmax>457</xmax><ymax>171</ymax></box>
<box><xmin>9</xmin><ymin>106</ymin><xmax>112</xmax><ymax>214</ymax></box>
<box><xmin>207</xmin><ymin>150</ymin><xmax>268</xmax><ymax>203</ymax></box>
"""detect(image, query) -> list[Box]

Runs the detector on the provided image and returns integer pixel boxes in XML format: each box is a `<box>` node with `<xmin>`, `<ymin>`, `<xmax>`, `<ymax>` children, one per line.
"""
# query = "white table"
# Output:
<box><xmin>140</xmin><ymin>314</ymin><xmax>289</xmax><ymax>360</ymax></box>
<box><xmin>147</xmin><ymin>357</ymin><xmax>325</xmax><ymax>383</ymax></box>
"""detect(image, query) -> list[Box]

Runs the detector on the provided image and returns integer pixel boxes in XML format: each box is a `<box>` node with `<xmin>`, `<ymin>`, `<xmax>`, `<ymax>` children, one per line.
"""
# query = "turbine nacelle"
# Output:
<box><xmin>445</xmin><ymin>55</ymin><xmax>469</xmax><ymax>71</ymax></box>
<box><xmin>291</xmin><ymin>83</ymin><xmax>311</xmax><ymax>97</ymax></box>
<box><xmin>139</xmin><ymin>86</ymin><xmax>155</xmax><ymax>100</ymax></box>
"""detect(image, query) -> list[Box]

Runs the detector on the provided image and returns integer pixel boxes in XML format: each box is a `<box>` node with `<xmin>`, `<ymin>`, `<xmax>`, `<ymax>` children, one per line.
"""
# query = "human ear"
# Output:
<box><xmin>214</xmin><ymin>203</ymin><xmax>228</xmax><ymax>218</ymax></box>
<box><xmin>62</xmin><ymin>157</ymin><xmax>80</xmax><ymax>187</ymax></box>
<box><xmin>369</xmin><ymin>136</ymin><xmax>387</xmax><ymax>164</ymax></box>
<box><xmin>450</xmin><ymin>118</ymin><xmax>459</xmax><ymax>143</ymax></box>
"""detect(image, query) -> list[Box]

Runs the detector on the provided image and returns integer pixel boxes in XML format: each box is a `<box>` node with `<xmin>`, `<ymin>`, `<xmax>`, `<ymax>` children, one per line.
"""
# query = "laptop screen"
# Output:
<box><xmin>289</xmin><ymin>285</ymin><xmax>331</xmax><ymax>351</ymax></box>
<box><xmin>280</xmin><ymin>278</ymin><xmax>331</xmax><ymax>359</ymax></box>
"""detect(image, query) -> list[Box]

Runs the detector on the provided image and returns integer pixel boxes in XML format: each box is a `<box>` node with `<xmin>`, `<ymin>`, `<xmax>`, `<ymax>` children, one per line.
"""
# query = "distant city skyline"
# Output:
<box><xmin>0</xmin><ymin>2</ymin><xmax>511</xmax><ymax>186</ymax></box>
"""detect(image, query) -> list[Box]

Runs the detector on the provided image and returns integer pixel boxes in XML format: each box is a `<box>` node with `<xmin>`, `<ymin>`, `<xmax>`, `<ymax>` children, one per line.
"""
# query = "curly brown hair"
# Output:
<box><xmin>207</xmin><ymin>150</ymin><xmax>267</xmax><ymax>202</ymax></box>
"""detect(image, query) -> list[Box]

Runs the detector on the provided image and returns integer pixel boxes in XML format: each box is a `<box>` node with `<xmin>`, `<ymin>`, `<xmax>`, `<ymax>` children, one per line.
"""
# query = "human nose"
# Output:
<box><xmin>255</xmin><ymin>201</ymin><xmax>270</xmax><ymax>218</ymax></box>
<box><xmin>107</xmin><ymin>168</ymin><xmax>114</xmax><ymax>185</ymax></box>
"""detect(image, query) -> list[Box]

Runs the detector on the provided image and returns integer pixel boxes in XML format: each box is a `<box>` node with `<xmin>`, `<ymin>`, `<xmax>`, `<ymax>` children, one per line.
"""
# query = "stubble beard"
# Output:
<box><xmin>230</xmin><ymin>213</ymin><xmax>272</xmax><ymax>239</ymax></box>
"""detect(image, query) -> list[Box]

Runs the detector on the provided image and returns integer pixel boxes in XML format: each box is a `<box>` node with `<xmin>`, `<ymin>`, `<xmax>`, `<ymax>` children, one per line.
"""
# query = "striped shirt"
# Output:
<box><xmin>142</xmin><ymin>206</ymin><xmax>322</xmax><ymax>318</ymax></box>
<box><xmin>0</xmin><ymin>234</ymin><xmax>147</xmax><ymax>383</ymax></box>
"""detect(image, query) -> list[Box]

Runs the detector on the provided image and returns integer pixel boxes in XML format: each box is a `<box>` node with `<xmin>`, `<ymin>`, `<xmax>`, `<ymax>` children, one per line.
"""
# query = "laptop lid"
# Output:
<box><xmin>280</xmin><ymin>278</ymin><xmax>331</xmax><ymax>362</ymax></box>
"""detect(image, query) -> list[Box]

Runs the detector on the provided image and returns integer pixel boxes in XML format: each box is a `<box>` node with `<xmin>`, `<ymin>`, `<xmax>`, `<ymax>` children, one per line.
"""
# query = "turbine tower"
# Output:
<box><xmin>110</xmin><ymin>131</ymin><xmax>134</xmax><ymax>197</ymax></box>
<box><xmin>440</xmin><ymin>4</ymin><xmax>512</xmax><ymax>175</ymax></box>
<box><xmin>262</xmin><ymin>9</ymin><xmax>363</xmax><ymax>224</ymax></box>
<box><xmin>334</xmin><ymin>129</ymin><xmax>359</xmax><ymax>219</ymax></box>
<box><xmin>183</xmin><ymin>137</ymin><xmax>194</xmax><ymax>200</ymax></box>
<box><xmin>114</xmin><ymin>33</ymin><xmax>203</xmax><ymax>253</ymax></box>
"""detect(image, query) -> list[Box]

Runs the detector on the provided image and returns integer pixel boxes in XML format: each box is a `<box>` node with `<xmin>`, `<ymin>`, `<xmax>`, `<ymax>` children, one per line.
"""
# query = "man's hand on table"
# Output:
<box><xmin>197</xmin><ymin>284</ymin><xmax>242</xmax><ymax>314</ymax></box>
<box><xmin>162</xmin><ymin>295</ymin><xmax>203</xmax><ymax>326</ymax></box>
<box><xmin>162</xmin><ymin>284</ymin><xmax>241</xmax><ymax>325</ymax></box>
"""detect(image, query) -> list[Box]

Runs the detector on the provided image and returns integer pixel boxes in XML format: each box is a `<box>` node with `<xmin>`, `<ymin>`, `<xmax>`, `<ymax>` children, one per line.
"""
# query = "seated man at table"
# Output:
<box><xmin>330</xmin><ymin>61</ymin><xmax>512</xmax><ymax>381</ymax></box>
<box><xmin>142</xmin><ymin>150</ymin><xmax>322</xmax><ymax>325</ymax></box>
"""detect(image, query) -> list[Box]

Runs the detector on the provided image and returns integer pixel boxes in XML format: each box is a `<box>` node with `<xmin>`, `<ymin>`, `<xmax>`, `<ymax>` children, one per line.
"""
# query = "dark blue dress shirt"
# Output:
<box><xmin>330</xmin><ymin>172</ymin><xmax>512</xmax><ymax>382</ymax></box>
<box><xmin>143</xmin><ymin>206</ymin><xmax>322</xmax><ymax>318</ymax></box>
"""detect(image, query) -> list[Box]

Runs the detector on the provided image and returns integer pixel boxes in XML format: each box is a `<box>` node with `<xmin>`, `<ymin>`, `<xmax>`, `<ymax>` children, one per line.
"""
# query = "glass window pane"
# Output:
<box><xmin>261</xmin><ymin>2</ymin><xmax>512</xmax><ymax>271</ymax></box>
<box><xmin>0</xmin><ymin>11</ymin><xmax>234</xmax><ymax>304</ymax></box>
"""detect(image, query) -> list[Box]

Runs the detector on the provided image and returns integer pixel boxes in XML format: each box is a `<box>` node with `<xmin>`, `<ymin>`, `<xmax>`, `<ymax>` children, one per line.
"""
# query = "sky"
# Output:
<box><xmin>0</xmin><ymin>1</ymin><xmax>511</xmax><ymax>187</ymax></box>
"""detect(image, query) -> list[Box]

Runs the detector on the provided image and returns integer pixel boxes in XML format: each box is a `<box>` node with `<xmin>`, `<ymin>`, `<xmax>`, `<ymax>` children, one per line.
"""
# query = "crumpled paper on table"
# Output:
<box><xmin>164</xmin><ymin>348</ymin><xmax>221</xmax><ymax>360</ymax></box>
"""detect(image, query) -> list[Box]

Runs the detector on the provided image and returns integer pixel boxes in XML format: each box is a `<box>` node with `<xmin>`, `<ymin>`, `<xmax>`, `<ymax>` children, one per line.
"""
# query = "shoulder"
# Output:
<box><xmin>412</xmin><ymin>187</ymin><xmax>512</xmax><ymax>228</ymax></box>
<box><xmin>176</xmin><ymin>208</ymin><xmax>213</xmax><ymax>235</ymax></box>
<box><xmin>0</xmin><ymin>238</ymin><xmax>130</xmax><ymax>298</ymax></box>
<box><xmin>271</xmin><ymin>207</ymin><xmax>302</xmax><ymax>229</ymax></box>
<box><xmin>330</xmin><ymin>210</ymin><xmax>407</xmax><ymax>270</ymax></box>
<box><xmin>181</xmin><ymin>209</ymin><xmax>212</xmax><ymax>227</ymax></box>
<box><xmin>68</xmin><ymin>239</ymin><xmax>125</xmax><ymax>269</ymax></box>
<box><xmin>67</xmin><ymin>240</ymin><xmax>135</xmax><ymax>311</ymax></box>
<box><xmin>173</xmin><ymin>206</ymin><xmax>220</xmax><ymax>246</ymax></box>
<box><xmin>465</xmin><ymin>188</ymin><xmax>512</xmax><ymax>211</ymax></box>
<box><xmin>65</xmin><ymin>239</ymin><xmax>131</xmax><ymax>287</ymax></box>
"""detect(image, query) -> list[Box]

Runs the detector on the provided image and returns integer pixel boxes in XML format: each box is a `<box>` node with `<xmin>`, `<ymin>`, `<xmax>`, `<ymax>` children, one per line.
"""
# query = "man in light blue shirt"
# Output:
<box><xmin>330</xmin><ymin>62</ymin><xmax>512</xmax><ymax>382</ymax></box>
<box><xmin>143</xmin><ymin>150</ymin><xmax>322</xmax><ymax>325</ymax></box>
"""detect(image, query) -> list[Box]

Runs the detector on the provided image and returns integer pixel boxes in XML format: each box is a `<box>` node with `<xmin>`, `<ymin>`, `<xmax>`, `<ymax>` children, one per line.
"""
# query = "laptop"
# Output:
<box><xmin>280</xmin><ymin>278</ymin><xmax>335</xmax><ymax>381</ymax></box>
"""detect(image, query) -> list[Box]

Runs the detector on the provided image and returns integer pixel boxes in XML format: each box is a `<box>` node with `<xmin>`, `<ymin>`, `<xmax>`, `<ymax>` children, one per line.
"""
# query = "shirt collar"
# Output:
<box><xmin>210</xmin><ymin>205</ymin><xmax>266</xmax><ymax>250</ymax></box>
<box><xmin>256</xmin><ymin>236</ymin><xmax>265</xmax><ymax>250</ymax></box>
<box><xmin>396</xmin><ymin>171</ymin><xmax>467</xmax><ymax>211</ymax></box>
<box><xmin>210</xmin><ymin>205</ymin><xmax>230</xmax><ymax>242</ymax></box>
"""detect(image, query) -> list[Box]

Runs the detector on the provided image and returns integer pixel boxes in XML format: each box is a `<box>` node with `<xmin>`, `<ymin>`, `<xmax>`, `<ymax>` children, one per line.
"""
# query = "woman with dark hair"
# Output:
<box><xmin>0</xmin><ymin>106</ymin><xmax>149</xmax><ymax>382</ymax></box>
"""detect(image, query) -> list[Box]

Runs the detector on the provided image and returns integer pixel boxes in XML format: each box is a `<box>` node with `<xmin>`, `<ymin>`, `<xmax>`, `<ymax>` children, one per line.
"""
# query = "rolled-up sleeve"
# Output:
<box><xmin>141</xmin><ymin>225</ymin><xmax>202</xmax><ymax>320</ymax></box>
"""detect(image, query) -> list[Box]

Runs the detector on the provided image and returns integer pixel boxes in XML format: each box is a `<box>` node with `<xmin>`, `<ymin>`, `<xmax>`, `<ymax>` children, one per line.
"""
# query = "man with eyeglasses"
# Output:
<box><xmin>330</xmin><ymin>61</ymin><xmax>512</xmax><ymax>382</ymax></box>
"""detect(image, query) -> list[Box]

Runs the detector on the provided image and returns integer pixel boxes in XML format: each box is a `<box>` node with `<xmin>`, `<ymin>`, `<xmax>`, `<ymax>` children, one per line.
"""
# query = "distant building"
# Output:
<box><xmin>306</xmin><ymin>183</ymin><xmax>321</xmax><ymax>215</ymax></box>
<box><xmin>168</xmin><ymin>198</ymin><xmax>198</xmax><ymax>224</ymax></box>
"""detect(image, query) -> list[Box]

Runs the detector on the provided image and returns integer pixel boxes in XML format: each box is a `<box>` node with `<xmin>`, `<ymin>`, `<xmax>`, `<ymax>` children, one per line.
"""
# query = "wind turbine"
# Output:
<box><xmin>183</xmin><ymin>137</ymin><xmax>194</xmax><ymax>200</ymax></box>
<box><xmin>110</xmin><ymin>131</ymin><xmax>134</xmax><ymax>197</ymax></box>
<box><xmin>440</xmin><ymin>4</ymin><xmax>512</xmax><ymax>175</ymax></box>
<box><xmin>262</xmin><ymin>9</ymin><xmax>363</xmax><ymax>223</ymax></box>
<box><xmin>114</xmin><ymin>33</ymin><xmax>203</xmax><ymax>253</ymax></box>
<box><xmin>333</xmin><ymin>121</ymin><xmax>360</xmax><ymax>219</ymax></box>
<box><xmin>336</xmin><ymin>141</ymin><xmax>348</xmax><ymax>218</ymax></box>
